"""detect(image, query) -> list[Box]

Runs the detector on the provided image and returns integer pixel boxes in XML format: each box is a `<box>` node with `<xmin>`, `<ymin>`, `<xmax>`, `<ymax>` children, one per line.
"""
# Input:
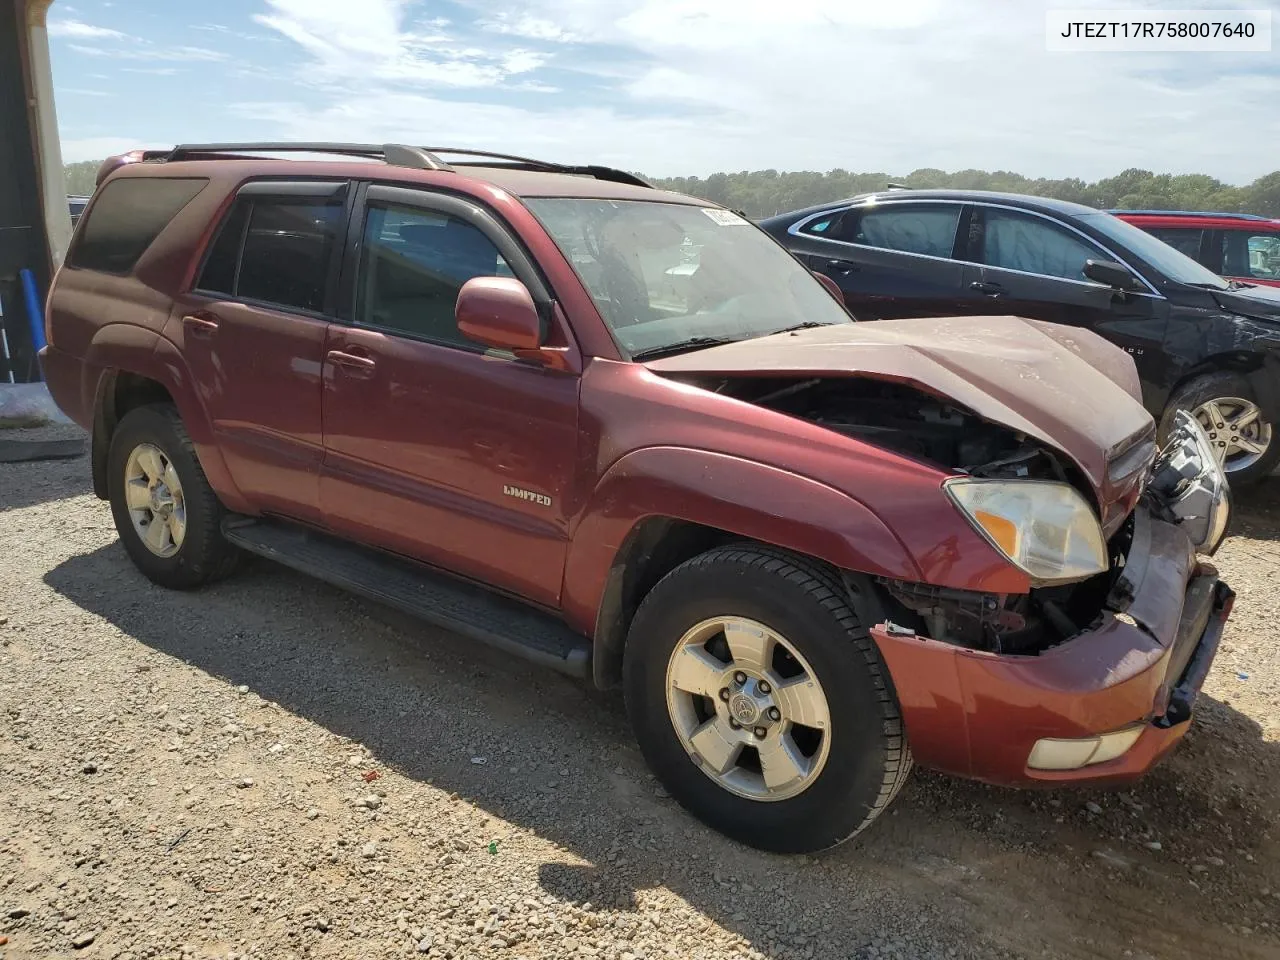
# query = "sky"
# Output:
<box><xmin>47</xmin><ymin>0</ymin><xmax>1280</xmax><ymax>183</ymax></box>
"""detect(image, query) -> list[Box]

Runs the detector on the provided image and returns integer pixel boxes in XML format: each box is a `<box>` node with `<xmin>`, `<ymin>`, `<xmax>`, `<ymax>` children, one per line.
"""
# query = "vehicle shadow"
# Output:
<box><xmin>42</xmin><ymin>544</ymin><xmax>1280</xmax><ymax>960</ymax></box>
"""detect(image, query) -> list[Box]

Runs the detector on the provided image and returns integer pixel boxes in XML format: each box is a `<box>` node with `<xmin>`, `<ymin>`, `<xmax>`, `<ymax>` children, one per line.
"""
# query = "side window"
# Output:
<box><xmin>798</xmin><ymin>211</ymin><xmax>846</xmax><ymax>236</ymax></box>
<box><xmin>978</xmin><ymin>209</ymin><xmax>1103</xmax><ymax>282</ymax></box>
<box><xmin>842</xmin><ymin>204</ymin><xmax>961</xmax><ymax>258</ymax></box>
<box><xmin>1146</xmin><ymin>226</ymin><xmax>1204</xmax><ymax>261</ymax></box>
<box><xmin>195</xmin><ymin>194</ymin><xmax>343</xmax><ymax>314</ymax></box>
<box><xmin>1224</xmin><ymin>231</ymin><xmax>1280</xmax><ymax>281</ymax></box>
<box><xmin>70</xmin><ymin>177</ymin><xmax>207</xmax><ymax>274</ymax></box>
<box><xmin>355</xmin><ymin>204</ymin><xmax>513</xmax><ymax>348</ymax></box>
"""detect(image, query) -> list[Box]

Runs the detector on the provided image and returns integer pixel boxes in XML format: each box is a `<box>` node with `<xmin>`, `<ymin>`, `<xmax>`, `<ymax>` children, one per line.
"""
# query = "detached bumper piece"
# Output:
<box><xmin>870</xmin><ymin>509</ymin><xmax>1233</xmax><ymax>787</ymax></box>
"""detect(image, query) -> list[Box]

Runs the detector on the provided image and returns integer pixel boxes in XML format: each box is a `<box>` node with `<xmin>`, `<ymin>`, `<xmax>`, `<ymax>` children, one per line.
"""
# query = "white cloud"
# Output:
<box><xmin>102</xmin><ymin>0</ymin><xmax>1279</xmax><ymax>184</ymax></box>
<box><xmin>478</xmin><ymin>12</ymin><xmax>580</xmax><ymax>42</ymax></box>
<box><xmin>254</xmin><ymin>0</ymin><xmax>559</xmax><ymax>89</ymax></box>
<box><xmin>67</xmin><ymin>43</ymin><xmax>228</xmax><ymax>62</ymax></box>
<box><xmin>47</xmin><ymin>19</ymin><xmax>129</xmax><ymax>40</ymax></box>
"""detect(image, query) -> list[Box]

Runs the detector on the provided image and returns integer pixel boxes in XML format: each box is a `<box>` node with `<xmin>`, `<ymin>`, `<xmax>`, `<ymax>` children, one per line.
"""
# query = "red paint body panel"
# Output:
<box><xmin>42</xmin><ymin>151</ymin><xmax>1233</xmax><ymax>795</ymax></box>
<box><xmin>320</xmin><ymin>326</ymin><xmax>580</xmax><ymax>607</ymax></box>
<box><xmin>872</xmin><ymin>512</ymin><xmax>1221</xmax><ymax>785</ymax></box>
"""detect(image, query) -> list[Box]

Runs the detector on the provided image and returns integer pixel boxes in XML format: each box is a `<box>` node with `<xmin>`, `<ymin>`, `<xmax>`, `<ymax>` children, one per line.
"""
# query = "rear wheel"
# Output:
<box><xmin>107</xmin><ymin>404</ymin><xmax>240</xmax><ymax>589</ymax></box>
<box><xmin>1162</xmin><ymin>371</ymin><xmax>1279</xmax><ymax>487</ymax></box>
<box><xmin>623</xmin><ymin>545</ymin><xmax>911</xmax><ymax>852</ymax></box>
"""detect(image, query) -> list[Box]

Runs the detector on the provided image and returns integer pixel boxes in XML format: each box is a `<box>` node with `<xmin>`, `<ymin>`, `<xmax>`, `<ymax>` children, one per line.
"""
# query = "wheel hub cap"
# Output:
<box><xmin>665</xmin><ymin>616</ymin><xmax>831</xmax><ymax>803</ymax></box>
<box><xmin>124</xmin><ymin>442</ymin><xmax>186</xmax><ymax>559</ymax></box>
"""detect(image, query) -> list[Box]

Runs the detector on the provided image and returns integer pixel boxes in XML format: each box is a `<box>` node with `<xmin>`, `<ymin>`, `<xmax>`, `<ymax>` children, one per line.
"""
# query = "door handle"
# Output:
<box><xmin>326</xmin><ymin>349</ymin><xmax>377</xmax><ymax>377</ymax></box>
<box><xmin>182</xmin><ymin>315</ymin><xmax>219</xmax><ymax>338</ymax></box>
<box><xmin>969</xmin><ymin>281</ymin><xmax>1006</xmax><ymax>297</ymax></box>
<box><xmin>824</xmin><ymin>258</ymin><xmax>860</xmax><ymax>275</ymax></box>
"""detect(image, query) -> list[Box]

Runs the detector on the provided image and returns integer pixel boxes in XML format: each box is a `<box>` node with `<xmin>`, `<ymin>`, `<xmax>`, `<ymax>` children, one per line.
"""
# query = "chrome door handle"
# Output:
<box><xmin>182</xmin><ymin>315</ymin><xmax>219</xmax><ymax>338</ymax></box>
<box><xmin>326</xmin><ymin>349</ymin><xmax>377</xmax><ymax>375</ymax></box>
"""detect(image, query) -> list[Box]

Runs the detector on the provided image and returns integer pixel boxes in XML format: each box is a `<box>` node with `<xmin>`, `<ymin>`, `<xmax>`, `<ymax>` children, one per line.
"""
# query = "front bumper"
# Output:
<box><xmin>871</xmin><ymin>508</ymin><xmax>1234</xmax><ymax>786</ymax></box>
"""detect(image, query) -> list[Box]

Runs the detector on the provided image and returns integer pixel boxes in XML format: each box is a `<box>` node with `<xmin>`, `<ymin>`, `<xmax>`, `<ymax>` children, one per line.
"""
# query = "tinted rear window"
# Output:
<box><xmin>195</xmin><ymin>196</ymin><xmax>344</xmax><ymax>314</ymax></box>
<box><xmin>70</xmin><ymin>178</ymin><xmax>207</xmax><ymax>274</ymax></box>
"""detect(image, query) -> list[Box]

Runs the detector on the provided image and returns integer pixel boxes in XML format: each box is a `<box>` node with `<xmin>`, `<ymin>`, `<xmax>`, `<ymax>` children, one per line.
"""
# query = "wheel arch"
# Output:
<box><xmin>88</xmin><ymin>333</ymin><xmax>248</xmax><ymax>511</ymax></box>
<box><xmin>568</xmin><ymin>447</ymin><xmax>925</xmax><ymax>690</ymax></box>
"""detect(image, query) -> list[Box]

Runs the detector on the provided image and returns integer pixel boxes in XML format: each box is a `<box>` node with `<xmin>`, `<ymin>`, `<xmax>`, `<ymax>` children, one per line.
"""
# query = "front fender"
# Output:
<box><xmin>560</xmin><ymin>446</ymin><xmax>922</xmax><ymax>637</ymax></box>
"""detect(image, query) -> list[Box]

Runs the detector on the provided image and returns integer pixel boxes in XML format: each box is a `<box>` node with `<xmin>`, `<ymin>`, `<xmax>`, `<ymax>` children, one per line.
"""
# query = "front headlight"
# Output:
<box><xmin>944</xmin><ymin>479</ymin><xmax>1108</xmax><ymax>584</ymax></box>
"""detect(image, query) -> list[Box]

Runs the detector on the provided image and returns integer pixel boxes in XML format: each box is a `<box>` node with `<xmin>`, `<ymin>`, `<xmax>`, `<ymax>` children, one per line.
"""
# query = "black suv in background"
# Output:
<box><xmin>763</xmin><ymin>190</ymin><xmax>1280</xmax><ymax>485</ymax></box>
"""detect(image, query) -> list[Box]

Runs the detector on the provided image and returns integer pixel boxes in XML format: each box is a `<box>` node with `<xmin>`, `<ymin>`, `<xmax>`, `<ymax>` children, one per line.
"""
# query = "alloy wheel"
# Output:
<box><xmin>664</xmin><ymin>616</ymin><xmax>831</xmax><ymax>802</ymax></box>
<box><xmin>124</xmin><ymin>442</ymin><xmax>187</xmax><ymax>558</ymax></box>
<box><xmin>1193</xmin><ymin>396</ymin><xmax>1273</xmax><ymax>473</ymax></box>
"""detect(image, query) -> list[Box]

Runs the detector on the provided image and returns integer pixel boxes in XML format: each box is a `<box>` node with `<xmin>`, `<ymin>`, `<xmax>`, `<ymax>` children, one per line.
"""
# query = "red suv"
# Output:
<box><xmin>1113</xmin><ymin>210</ymin><xmax>1280</xmax><ymax>288</ymax></box>
<box><xmin>42</xmin><ymin>143</ymin><xmax>1234</xmax><ymax>852</ymax></box>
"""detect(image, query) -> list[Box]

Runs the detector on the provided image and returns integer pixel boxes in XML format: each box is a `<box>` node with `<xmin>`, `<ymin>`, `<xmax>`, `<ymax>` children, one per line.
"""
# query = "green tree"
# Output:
<box><xmin>64</xmin><ymin>160</ymin><xmax>100</xmax><ymax>196</ymax></box>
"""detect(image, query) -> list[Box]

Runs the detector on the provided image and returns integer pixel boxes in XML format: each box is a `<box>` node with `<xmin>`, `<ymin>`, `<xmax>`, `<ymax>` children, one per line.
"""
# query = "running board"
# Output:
<box><xmin>221</xmin><ymin>517</ymin><xmax>591</xmax><ymax>680</ymax></box>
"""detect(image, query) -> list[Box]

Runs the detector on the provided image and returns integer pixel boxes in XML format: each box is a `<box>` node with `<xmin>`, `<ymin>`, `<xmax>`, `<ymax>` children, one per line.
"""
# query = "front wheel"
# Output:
<box><xmin>1161</xmin><ymin>371</ymin><xmax>1280</xmax><ymax>487</ymax></box>
<box><xmin>623</xmin><ymin>546</ymin><xmax>911</xmax><ymax>853</ymax></box>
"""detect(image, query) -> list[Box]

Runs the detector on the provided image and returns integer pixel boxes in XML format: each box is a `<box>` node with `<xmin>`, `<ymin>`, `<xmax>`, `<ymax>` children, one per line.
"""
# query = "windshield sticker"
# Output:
<box><xmin>701</xmin><ymin>208</ymin><xmax>748</xmax><ymax>226</ymax></box>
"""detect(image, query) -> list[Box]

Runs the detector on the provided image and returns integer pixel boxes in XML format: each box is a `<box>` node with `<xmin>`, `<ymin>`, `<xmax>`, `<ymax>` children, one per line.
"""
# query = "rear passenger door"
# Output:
<box><xmin>171</xmin><ymin>180</ymin><xmax>349</xmax><ymax>523</ymax></box>
<box><xmin>319</xmin><ymin>184</ymin><xmax>580</xmax><ymax>607</ymax></box>
<box><xmin>785</xmin><ymin>201</ymin><xmax>970</xmax><ymax>318</ymax></box>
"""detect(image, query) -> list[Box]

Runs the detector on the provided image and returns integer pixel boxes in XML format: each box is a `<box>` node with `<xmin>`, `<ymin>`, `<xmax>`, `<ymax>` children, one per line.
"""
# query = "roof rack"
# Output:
<box><xmin>153</xmin><ymin>142</ymin><xmax>652</xmax><ymax>188</ymax></box>
<box><xmin>1107</xmin><ymin>208</ymin><xmax>1270</xmax><ymax>221</ymax></box>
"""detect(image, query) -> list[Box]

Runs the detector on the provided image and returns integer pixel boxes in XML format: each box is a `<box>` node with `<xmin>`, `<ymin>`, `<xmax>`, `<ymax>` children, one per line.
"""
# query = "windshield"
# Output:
<box><xmin>1076</xmin><ymin>212</ymin><xmax>1229</xmax><ymax>289</ymax></box>
<box><xmin>524</xmin><ymin>198</ymin><xmax>850</xmax><ymax>357</ymax></box>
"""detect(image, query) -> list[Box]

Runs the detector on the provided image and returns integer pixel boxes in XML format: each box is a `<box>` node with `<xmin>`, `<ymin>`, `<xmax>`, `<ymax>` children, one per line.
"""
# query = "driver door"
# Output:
<box><xmin>319</xmin><ymin>184</ymin><xmax>581</xmax><ymax>607</ymax></box>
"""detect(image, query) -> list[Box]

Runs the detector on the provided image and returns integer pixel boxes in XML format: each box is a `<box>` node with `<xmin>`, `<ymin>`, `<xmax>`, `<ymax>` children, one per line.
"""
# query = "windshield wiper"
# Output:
<box><xmin>631</xmin><ymin>336</ymin><xmax>739</xmax><ymax>361</ymax></box>
<box><xmin>773</xmin><ymin>320</ymin><xmax>835</xmax><ymax>334</ymax></box>
<box><xmin>1228</xmin><ymin>279</ymin><xmax>1257</xmax><ymax>290</ymax></box>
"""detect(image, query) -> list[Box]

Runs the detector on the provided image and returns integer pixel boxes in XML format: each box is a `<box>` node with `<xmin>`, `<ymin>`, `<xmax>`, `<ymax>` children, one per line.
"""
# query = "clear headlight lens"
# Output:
<box><xmin>944</xmin><ymin>479</ymin><xmax>1108</xmax><ymax>584</ymax></box>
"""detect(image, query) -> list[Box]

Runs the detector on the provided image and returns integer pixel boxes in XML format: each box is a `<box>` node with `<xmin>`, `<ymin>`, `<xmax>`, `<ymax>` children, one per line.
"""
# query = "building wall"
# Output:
<box><xmin>0</xmin><ymin>0</ymin><xmax>64</xmax><ymax>383</ymax></box>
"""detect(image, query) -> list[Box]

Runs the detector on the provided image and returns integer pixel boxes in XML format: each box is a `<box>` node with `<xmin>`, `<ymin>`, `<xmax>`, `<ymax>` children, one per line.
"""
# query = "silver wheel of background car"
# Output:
<box><xmin>1193</xmin><ymin>396</ymin><xmax>1273</xmax><ymax>473</ymax></box>
<box><xmin>124</xmin><ymin>442</ymin><xmax>187</xmax><ymax>558</ymax></box>
<box><xmin>665</xmin><ymin>615</ymin><xmax>831</xmax><ymax>802</ymax></box>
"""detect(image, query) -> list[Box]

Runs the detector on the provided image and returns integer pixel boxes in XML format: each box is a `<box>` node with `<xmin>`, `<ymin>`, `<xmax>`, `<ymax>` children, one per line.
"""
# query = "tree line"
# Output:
<box><xmin>65</xmin><ymin>158</ymin><xmax>1280</xmax><ymax>220</ymax></box>
<box><xmin>647</xmin><ymin>168</ymin><xmax>1280</xmax><ymax>220</ymax></box>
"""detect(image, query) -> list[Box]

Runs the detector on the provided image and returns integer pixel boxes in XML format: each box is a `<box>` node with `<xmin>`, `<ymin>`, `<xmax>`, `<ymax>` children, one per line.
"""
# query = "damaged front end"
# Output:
<box><xmin>876</xmin><ymin>406</ymin><xmax>1231</xmax><ymax>657</ymax></box>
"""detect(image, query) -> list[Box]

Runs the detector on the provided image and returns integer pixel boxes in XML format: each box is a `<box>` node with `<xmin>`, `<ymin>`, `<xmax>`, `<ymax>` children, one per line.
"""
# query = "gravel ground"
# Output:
<box><xmin>1</xmin><ymin>425</ymin><xmax>1277</xmax><ymax>960</ymax></box>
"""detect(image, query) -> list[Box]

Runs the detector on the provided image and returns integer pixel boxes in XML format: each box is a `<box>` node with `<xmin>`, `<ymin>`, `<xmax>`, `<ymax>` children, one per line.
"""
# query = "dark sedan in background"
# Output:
<box><xmin>763</xmin><ymin>190</ymin><xmax>1280</xmax><ymax>485</ymax></box>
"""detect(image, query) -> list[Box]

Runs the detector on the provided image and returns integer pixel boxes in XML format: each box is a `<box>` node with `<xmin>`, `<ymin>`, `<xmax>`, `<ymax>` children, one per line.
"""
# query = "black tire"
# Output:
<box><xmin>1161</xmin><ymin>371</ymin><xmax>1280</xmax><ymax>487</ymax></box>
<box><xmin>106</xmin><ymin>403</ymin><xmax>240</xmax><ymax>589</ymax></box>
<box><xmin>623</xmin><ymin>545</ymin><xmax>911</xmax><ymax>853</ymax></box>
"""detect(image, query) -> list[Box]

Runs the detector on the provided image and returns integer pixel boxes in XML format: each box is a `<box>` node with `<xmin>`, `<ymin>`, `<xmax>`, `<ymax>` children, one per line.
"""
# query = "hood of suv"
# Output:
<box><xmin>644</xmin><ymin>315</ymin><xmax>1154</xmax><ymax>502</ymax></box>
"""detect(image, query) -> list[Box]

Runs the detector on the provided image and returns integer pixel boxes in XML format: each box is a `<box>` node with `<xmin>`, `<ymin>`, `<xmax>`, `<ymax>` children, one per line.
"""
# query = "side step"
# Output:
<box><xmin>221</xmin><ymin>517</ymin><xmax>592</xmax><ymax>680</ymax></box>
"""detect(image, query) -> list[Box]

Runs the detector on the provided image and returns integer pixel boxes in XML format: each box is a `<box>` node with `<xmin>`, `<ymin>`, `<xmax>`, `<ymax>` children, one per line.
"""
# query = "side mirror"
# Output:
<box><xmin>811</xmin><ymin>270</ymin><xmax>843</xmax><ymax>300</ymax></box>
<box><xmin>456</xmin><ymin>276</ymin><xmax>543</xmax><ymax>352</ymax></box>
<box><xmin>1084</xmin><ymin>259</ymin><xmax>1140</xmax><ymax>291</ymax></box>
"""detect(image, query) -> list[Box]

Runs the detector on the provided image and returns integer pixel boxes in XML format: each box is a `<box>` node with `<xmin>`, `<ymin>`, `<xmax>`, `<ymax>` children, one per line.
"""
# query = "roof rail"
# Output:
<box><xmin>1107</xmin><ymin>208</ymin><xmax>1269</xmax><ymax>221</ymax></box>
<box><xmin>422</xmin><ymin>148</ymin><xmax>652</xmax><ymax>188</ymax></box>
<box><xmin>149</xmin><ymin>141</ymin><xmax>653</xmax><ymax>188</ymax></box>
<box><xmin>166</xmin><ymin>142</ymin><xmax>453</xmax><ymax>171</ymax></box>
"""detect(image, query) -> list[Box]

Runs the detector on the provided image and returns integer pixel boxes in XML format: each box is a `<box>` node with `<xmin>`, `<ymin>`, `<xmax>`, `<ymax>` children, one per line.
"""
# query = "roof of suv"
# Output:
<box><xmin>98</xmin><ymin>142</ymin><xmax>702</xmax><ymax>206</ymax></box>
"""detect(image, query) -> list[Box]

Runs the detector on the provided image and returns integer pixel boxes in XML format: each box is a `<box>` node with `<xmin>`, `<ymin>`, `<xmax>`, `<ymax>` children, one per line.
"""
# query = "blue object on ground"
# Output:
<box><xmin>19</xmin><ymin>269</ymin><xmax>46</xmax><ymax>369</ymax></box>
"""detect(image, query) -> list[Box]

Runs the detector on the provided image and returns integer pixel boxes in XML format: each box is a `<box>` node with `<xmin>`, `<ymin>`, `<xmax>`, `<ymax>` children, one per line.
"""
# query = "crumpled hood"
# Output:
<box><xmin>1211</xmin><ymin>283</ymin><xmax>1280</xmax><ymax>320</ymax></box>
<box><xmin>644</xmin><ymin>315</ymin><xmax>1154</xmax><ymax>499</ymax></box>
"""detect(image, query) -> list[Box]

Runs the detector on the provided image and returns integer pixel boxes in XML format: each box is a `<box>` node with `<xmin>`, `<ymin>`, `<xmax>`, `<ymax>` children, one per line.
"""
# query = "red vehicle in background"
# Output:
<box><xmin>1113</xmin><ymin>210</ymin><xmax>1280</xmax><ymax>288</ymax></box>
<box><xmin>41</xmin><ymin>143</ymin><xmax>1234</xmax><ymax>853</ymax></box>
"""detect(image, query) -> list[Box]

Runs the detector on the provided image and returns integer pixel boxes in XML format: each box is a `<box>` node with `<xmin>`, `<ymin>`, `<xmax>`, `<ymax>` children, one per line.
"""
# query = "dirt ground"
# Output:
<box><xmin>1</xmin><ymin>426</ymin><xmax>1277</xmax><ymax>960</ymax></box>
